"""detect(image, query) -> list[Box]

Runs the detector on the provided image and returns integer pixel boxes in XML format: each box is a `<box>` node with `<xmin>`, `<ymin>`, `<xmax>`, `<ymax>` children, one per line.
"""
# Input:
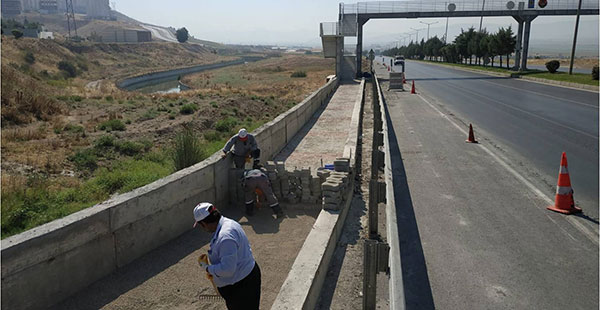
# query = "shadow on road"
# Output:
<box><xmin>384</xmin><ymin>99</ymin><xmax>436</xmax><ymax>310</ymax></box>
<box><xmin>574</xmin><ymin>212</ymin><xmax>600</xmax><ymax>225</ymax></box>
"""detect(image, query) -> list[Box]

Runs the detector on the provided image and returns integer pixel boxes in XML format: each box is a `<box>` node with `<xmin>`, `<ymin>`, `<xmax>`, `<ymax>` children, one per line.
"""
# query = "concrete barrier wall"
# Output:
<box><xmin>0</xmin><ymin>77</ymin><xmax>339</xmax><ymax>310</ymax></box>
<box><xmin>374</xmin><ymin>73</ymin><xmax>406</xmax><ymax>310</ymax></box>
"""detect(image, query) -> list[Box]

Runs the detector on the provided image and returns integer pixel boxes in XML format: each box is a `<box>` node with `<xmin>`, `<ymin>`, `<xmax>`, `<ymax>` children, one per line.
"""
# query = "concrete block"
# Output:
<box><xmin>114</xmin><ymin>187</ymin><xmax>215</xmax><ymax>267</ymax></box>
<box><xmin>323</xmin><ymin>202</ymin><xmax>341</xmax><ymax>211</ymax></box>
<box><xmin>1</xmin><ymin>233</ymin><xmax>115</xmax><ymax>310</ymax></box>
<box><xmin>1</xmin><ymin>206</ymin><xmax>111</xmax><ymax>277</ymax></box>
<box><xmin>110</xmin><ymin>163</ymin><xmax>215</xmax><ymax>231</ymax></box>
<box><xmin>323</xmin><ymin>196</ymin><xmax>341</xmax><ymax>204</ymax></box>
<box><xmin>322</xmin><ymin>181</ymin><xmax>342</xmax><ymax>191</ymax></box>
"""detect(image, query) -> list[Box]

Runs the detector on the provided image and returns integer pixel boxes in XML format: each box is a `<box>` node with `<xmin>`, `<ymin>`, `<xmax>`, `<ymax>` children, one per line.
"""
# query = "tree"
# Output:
<box><xmin>479</xmin><ymin>34</ymin><xmax>491</xmax><ymax>66</ymax></box>
<box><xmin>11</xmin><ymin>29</ymin><xmax>23</xmax><ymax>39</ymax></box>
<box><xmin>176</xmin><ymin>27</ymin><xmax>189</xmax><ymax>43</ymax></box>
<box><xmin>487</xmin><ymin>33</ymin><xmax>500</xmax><ymax>67</ymax></box>
<box><xmin>58</xmin><ymin>61</ymin><xmax>77</xmax><ymax>78</ymax></box>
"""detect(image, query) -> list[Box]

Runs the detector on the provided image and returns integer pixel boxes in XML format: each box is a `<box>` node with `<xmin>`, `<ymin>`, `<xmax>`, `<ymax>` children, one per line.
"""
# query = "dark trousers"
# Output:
<box><xmin>233</xmin><ymin>154</ymin><xmax>247</xmax><ymax>169</ymax></box>
<box><xmin>217</xmin><ymin>263</ymin><xmax>261</xmax><ymax>310</ymax></box>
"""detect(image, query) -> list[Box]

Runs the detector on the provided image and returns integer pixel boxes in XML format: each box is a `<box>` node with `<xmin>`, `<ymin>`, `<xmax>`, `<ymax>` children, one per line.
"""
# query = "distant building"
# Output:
<box><xmin>39</xmin><ymin>0</ymin><xmax>58</xmax><ymax>13</ymax></box>
<box><xmin>1</xmin><ymin>0</ymin><xmax>22</xmax><ymax>16</ymax></box>
<box><xmin>21</xmin><ymin>0</ymin><xmax>40</xmax><ymax>12</ymax></box>
<box><xmin>22</xmin><ymin>28</ymin><xmax>40</xmax><ymax>38</ymax></box>
<box><xmin>99</xmin><ymin>28</ymin><xmax>152</xmax><ymax>43</ymax></box>
<box><xmin>39</xmin><ymin>31</ymin><xmax>54</xmax><ymax>39</ymax></box>
<box><xmin>86</xmin><ymin>0</ymin><xmax>111</xmax><ymax>18</ymax></box>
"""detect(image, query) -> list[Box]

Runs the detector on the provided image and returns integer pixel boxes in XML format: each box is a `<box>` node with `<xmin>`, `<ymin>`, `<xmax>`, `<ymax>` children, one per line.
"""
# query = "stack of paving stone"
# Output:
<box><xmin>310</xmin><ymin>171</ymin><xmax>322</xmax><ymax>203</ymax></box>
<box><xmin>265</xmin><ymin>161</ymin><xmax>282</xmax><ymax>199</ymax></box>
<box><xmin>285</xmin><ymin>167</ymin><xmax>301</xmax><ymax>204</ymax></box>
<box><xmin>277</xmin><ymin>161</ymin><xmax>290</xmax><ymax>200</ymax></box>
<box><xmin>334</xmin><ymin>157</ymin><xmax>351</xmax><ymax>172</ymax></box>
<box><xmin>321</xmin><ymin>175</ymin><xmax>344</xmax><ymax>211</ymax></box>
<box><xmin>299</xmin><ymin>167</ymin><xmax>314</xmax><ymax>203</ymax></box>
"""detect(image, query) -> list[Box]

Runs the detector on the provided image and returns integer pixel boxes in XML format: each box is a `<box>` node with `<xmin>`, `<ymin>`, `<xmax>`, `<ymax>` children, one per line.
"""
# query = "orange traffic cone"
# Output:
<box><xmin>410</xmin><ymin>80</ymin><xmax>416</xmax><ymax>94</ymax></box>
<box><xmin>547</xmin><ymin>152</ymin><xmax>581</xmax><ymax>214</ymax></box>
<box><xmin>402</xmin><ymin>74</ymin><xmax>406</xmax><ymax>84</ymax></box>
<box><xmin>465</xmin><ymin>124</ymin><xmax>478</xmax><ymax>143</ymax></box>
<box><xmin>387</xmin><ymin>65</ymin><xmax>390</xmax><ymax>72</ymax></box>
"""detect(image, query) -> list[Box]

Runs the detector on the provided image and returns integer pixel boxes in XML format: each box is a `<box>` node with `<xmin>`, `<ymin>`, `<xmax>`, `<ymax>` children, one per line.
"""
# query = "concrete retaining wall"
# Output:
<box><xmin>271</xmin><ymin>79</ymin><xmax>365</xmax><ymax>310</ymax></box>
<box><xmin>0</xmin><ymin>77</ymin><xmax>339</xmax><ymax>310</ymax></box>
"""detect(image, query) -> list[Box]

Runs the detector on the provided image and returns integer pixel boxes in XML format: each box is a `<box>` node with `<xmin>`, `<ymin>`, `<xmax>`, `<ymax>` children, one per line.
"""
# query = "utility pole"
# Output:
<box><xmin>420</xmin><ymin>21</ymin><xmax>439</xmax><ymax>40</ymax></box>
<box><xmin>479</xmin><ymin>0</ymin><xmax>486</xmax><ymax>32</ymax></box>
<box><xmin>65</xmin><ymin>0</ymin><xmax>77</xmax><ymax>38</ymax></box>
<box><xmin>410</xmin><ymin>27</ymin><xmax>425</xmax><ymax>43</ymax></box>
<box><xmin>444</xmin><ymin>17</ymin><xmax>449</xmax><ymax>43</ymax></box>
<box><xmin>568</xmin><ymin>0</ymin><xmax>583</xmax><ymax>74</ymax></box>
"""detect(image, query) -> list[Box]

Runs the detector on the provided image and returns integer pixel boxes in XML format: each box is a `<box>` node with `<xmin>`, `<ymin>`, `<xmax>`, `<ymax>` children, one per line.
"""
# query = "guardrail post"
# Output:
<box><xmin>368</xmin><ymin>179</ymin><xmax>378</xmax><ymax>239</ymax></box>
<box><xmin>363</xmin><ymin>239</ymin><xmax>378</xmax><ymax>310</ymax></box>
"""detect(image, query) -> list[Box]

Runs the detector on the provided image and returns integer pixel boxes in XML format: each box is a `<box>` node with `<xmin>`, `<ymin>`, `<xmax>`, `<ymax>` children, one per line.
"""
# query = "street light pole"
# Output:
<box><xmin>410</xmin><ymin>27</ymin><xmax>425</xmax><ymax>43</ymax></box>
<box><xmin>568</xmin><ymin>0</ymin><xmax>583</xmax><ymax>75</ymax></box>
<box><xmin>420</xmin><ymin>21</ymin><xmax>439</xmax><ymax>41</ymax></box>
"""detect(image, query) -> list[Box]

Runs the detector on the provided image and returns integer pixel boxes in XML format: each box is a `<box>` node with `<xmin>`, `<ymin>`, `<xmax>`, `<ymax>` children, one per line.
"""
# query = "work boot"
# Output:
<box><xmin>245</xmin><ymin>202</ymin><xmax>255</xmax><ymax>216</ymax></box>
<box><xmin>271</xmin><ymin>204</ymin><xmax>284</xmax><ymax>219</ymax></box>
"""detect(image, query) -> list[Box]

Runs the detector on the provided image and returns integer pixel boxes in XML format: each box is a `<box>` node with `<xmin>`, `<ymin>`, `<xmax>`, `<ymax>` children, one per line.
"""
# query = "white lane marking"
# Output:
<box><xmin>478</xmin><ymin>79</ymin><xmax>598</xmax><ymax>109</ymax></box>
<box><xmin>447</xmin><ymin>83</ymin><xmax>598</xmax><ymax>140</ymax></box>
<box><xmin>417</xmin><ymin>93</ymin><xmax>599</xmax><ymax>246</ymax></box>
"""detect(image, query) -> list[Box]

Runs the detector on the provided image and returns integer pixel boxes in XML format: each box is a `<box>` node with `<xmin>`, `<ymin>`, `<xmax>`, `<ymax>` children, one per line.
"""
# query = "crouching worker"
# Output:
<box><xmin>222</xmin><ymin>128</ymin><xmax>260</xmax><ymax>169</ymax></box>
<box><xmin>243</xmin><ymin>168</ymin><xmax>284</xmax><ymax>218</ymax></box>
<box><xmin>194</xmin><ymin>202</ymin><xmax>261</xmax><ymax>310</ymax></box>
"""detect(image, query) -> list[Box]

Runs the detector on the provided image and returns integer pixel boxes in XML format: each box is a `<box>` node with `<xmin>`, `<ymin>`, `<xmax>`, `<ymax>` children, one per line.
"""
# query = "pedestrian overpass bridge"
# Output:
<box><xmin>321</xmin><ymin>0</ymin><xmax>599</xmax><ymax>76</ymax></box>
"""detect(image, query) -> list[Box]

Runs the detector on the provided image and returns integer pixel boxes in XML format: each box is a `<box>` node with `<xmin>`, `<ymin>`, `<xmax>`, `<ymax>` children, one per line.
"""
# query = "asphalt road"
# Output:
<box><xmin>381</xmin><ymin>57</ymin><xmax>599</xmax><ymax>219</ymax></box>
<box><xmin>374</xmin><ymin>58</ymin><xmax>598</xmax><ymax>309</ymax></box>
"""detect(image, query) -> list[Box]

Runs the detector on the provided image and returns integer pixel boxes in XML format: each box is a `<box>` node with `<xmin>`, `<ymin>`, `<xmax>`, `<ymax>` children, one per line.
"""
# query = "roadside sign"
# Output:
<box><xmin>538</xmin><ymin>0</ymin><xmax>547</xmax><ymax>8</ymax></box>
<box><xmin>528</xmin><ymin>0</ymin><xmax>535</xmax><ymax>8</ymax></box>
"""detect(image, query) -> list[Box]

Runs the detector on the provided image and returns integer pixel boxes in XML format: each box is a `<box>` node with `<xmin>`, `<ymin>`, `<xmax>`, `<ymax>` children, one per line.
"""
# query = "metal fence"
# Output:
<box><xmin>320</xmin><ymin>22</ymin><xmax>340</xmax><ymax>36</ymax></box>
<box><xmin>342</xmin><ymin>0</ymin><xmax>598</xmax><ymax>14</ymax></box>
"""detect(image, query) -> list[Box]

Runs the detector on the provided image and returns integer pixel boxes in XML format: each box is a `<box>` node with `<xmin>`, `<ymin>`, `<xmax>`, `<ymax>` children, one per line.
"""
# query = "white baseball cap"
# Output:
<box><xmin>238</xmin><ymin>128</ymin><xmax>248</xmax><ymax>139</ymax></box>
<box><xmin>193</xmin><ymin>202</ymin><xmax>215</xmax><ymax>227</ymax></box>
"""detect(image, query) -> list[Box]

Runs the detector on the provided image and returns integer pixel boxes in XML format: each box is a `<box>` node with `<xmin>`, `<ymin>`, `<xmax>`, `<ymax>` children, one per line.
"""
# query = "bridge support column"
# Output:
<box><xmin>356</xmin><ymin>20</ymin><xmax>365</xmax><ymax>78</ymax></box>
<box><xmin>513</xmin><ymin>16</ymin><xmax>524</xmax><ymax>71</ymax></box>
<box><xmin>336</xmin><ymin>36</ymin><xmax>344</xmax><ymax>78</ymax></box>
<box><xmin>521</xmin><ymin>16</ymin><xmax>536</xmax><ymax>71</ymax></box>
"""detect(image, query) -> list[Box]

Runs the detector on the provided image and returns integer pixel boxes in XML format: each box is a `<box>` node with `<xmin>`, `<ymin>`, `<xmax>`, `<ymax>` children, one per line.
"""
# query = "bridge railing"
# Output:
<box><xmin>320</xmin><ymin>22</ymin><xmax>340</xmax><ymax>36</ymax></box>
<box><xmin>342</xmin><ymin>0</ymin><xmax>598</xmax><ymax>14</ymax></box>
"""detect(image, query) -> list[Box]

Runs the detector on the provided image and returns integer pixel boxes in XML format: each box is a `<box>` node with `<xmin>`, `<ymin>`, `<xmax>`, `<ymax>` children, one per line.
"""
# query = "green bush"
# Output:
<box><xmin>179</xmin><ymin>104</ymin><xmax>198</xmax><ymax>115</ymax></box>
<box><xmin>105</xmin><ymin>96</ymin><xmax>113</xmax><ymax>102</ymax></box>
<box><xmin>94</xmin><ymin>159</ymin><xmax>171</xmax><ymax>194</ymax></box>
<box><xmin>592</xmin><ymin>66</ymin><xmax>599</xmax><ymax>80</ymax></box>
<box><xmin>203</xmin><ymin>130</ymin><xmax>221</xmax><ymax>142</ymax></box>
<box><xmin>69</xmin><ymin>149</ymin><xmax>98</xmax><ymax>171</ymax></box>
<box><xmin>63</xmin><ymin>124</ymin><xmax>84</xmax><ymax>133</ymax></box>
<box><xmin>545</xmin><ymin>60</ymin><xmax>560</xmax><ymax>73</ymax></box>
<box><xmin>94</xmin><ymin>135</ymin><xmax>115</xmax><ymax>148</ymax></box>
<box><xmin>24</xmin><ymin>52</ymin><xmax>35</xmax><ymax>64</ymax></box>
<box><xmin>291</xmin><ymin>71</ymin><xmax>307</xmax><ymax>78</ymax></box>
<box><xmin>58</xmin><ymin>61</ymin><xmax>77</xmax><ymax>78</ymax></box>
<box><xmin>99</xmin><ymin>119</ymin><xmax>126</xmax><ymax>131</ymax></box>
<box><xmin>11</xmin><ymin>29</ymin><xmax>23</xmax><ymax>39</ymax></box>
<box><xmin>115</xmin><ymin>140</ymin><xmax>145</xmax><ymax>156</ymax></box>
<box><xmin>215</xmin><ymin>117</ymin><xmax>238</xmax><ymax>133</ymax></box>
<box><xmin>172</xmin><ymin>127</ymin><xmax>204</xmax><ymax>171</ymax></box>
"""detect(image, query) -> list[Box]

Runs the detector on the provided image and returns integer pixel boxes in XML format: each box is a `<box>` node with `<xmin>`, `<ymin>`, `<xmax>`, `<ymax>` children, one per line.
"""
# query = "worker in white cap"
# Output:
<box><xmin>194</xmin><ymin>202</ymin><xmax>261</xmax><ymax>309</ymax></box>
<box><xmin>222</xmin><ymin>128</ymin><xmax>260</xmax><ymax>169</ymax></box>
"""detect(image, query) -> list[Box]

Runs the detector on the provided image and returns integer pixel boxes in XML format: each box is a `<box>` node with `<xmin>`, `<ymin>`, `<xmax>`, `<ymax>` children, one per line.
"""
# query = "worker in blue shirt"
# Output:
<box><xmin>193</xmin><ymin>202</ymin><xmax>261</xmax><ymax>309</ymax></box>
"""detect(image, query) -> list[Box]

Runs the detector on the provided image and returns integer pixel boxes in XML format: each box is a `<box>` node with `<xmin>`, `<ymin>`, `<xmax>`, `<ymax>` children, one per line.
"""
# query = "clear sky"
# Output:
<box><xmin>114</xmin><ymin>0</ymin><xmax>598</xmax><ymax>54</ymax></box>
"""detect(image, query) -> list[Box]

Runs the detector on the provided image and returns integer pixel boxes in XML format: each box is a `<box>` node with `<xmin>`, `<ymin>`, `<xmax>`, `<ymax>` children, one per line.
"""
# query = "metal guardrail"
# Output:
<box><xmin>342</xmin><ymin>0</ymin><xmax>598</xmax><ymax>13</ymax></box>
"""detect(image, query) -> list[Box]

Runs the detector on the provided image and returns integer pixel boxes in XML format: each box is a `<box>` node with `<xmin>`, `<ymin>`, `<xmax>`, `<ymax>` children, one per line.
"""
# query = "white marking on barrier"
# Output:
<box><xmin>417</xmin><ymin>94</ymin><xmax>599</xmax><ymax>246</ymax></box>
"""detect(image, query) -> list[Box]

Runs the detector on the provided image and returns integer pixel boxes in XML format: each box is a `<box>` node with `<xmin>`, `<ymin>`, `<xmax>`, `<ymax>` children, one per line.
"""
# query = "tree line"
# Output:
<box><xmin>383</xmin><ymin>26</ymin><xmax>517</xmax><ymax>68</ymax></box>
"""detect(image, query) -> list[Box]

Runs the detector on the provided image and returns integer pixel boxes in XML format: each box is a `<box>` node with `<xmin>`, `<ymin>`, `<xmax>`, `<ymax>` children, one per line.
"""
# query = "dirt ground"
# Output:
<box><xmin>316</xmin><ymin>79</ymin><xmax>390</xmax><ymax>309</ymax></box>
<box><xmin>51</xmin><ymin>204</ymin><xmax>319</xmax><ymax>310</ymax></box>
